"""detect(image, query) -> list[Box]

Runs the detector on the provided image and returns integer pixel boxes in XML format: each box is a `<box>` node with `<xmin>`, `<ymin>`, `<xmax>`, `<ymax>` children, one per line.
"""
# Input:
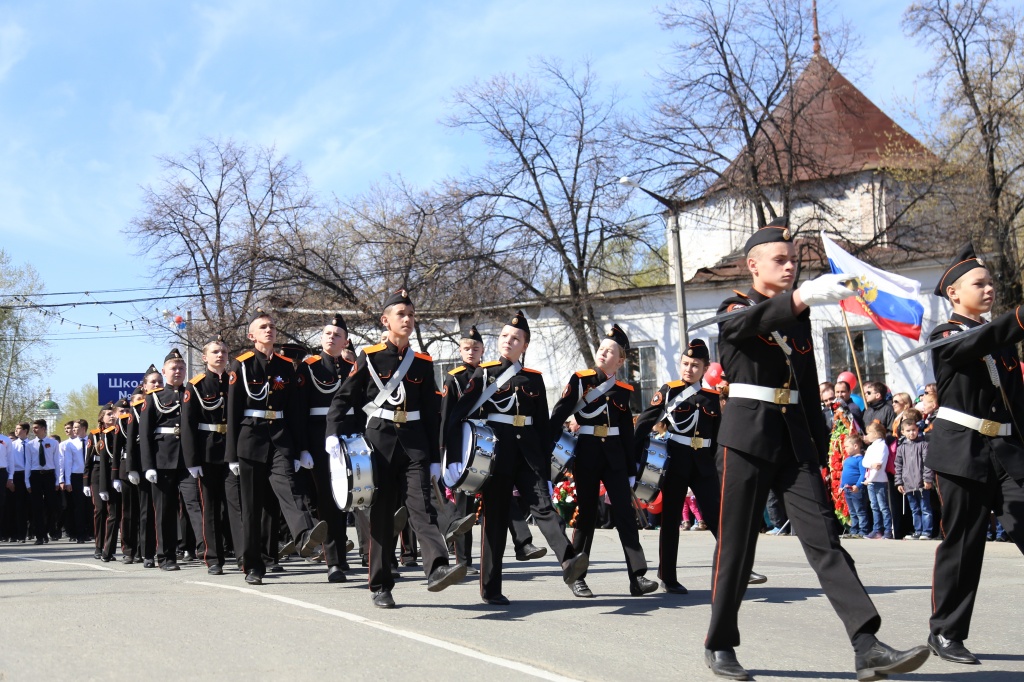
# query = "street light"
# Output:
<box><xmin>619</xmin><ymin>176</ymin><xmax>689</xmax><ymax>347</ymax></box>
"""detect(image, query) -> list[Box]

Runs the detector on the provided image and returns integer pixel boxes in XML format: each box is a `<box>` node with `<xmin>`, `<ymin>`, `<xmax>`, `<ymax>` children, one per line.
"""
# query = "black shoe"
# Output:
<box><xmin>77</xmin><ymin>539</ymin><xmax>85</xmax><ymax>544</ymax></box>
<box><xmin>361</xmin><ymin>554</ymin><xmax>369</xmax><ymax>568</ymax></box>
<box><xmin>515</xmin><ymin>543</ymin><xmax>547</xmax><ymax>561</ymax></box>
<box><xmin>391</xmin><ymin>566</ymin><xmax>401</xmax><ymax>580</ymax></box>
<box><xmin>372</xmin><ymin>590</ymin><xmax>395</xmax><ymax>609</ymax></box>
<box><xmin>482</xmin><ymin>594</ymin><xmax>510</xmax><ymax>605</ymax></box>
<box><xmin>327</xmin><ymin>565</ymin><xmax>348</xmax><ymax>583</ymax></box>
<box><xmin>93</xmin><ymin>551</ymin><xmax>102</xmax><ymax>560</ymax></box>
<box><xmin>402</xmin><ymin>559</ymin><xmax>419</xmax><ymax>568</ymax></box>
<box><xmin>161</xmin><ymin>561</ymin><xmax>180</xmax><ymax>572</ymax></box>
<box><xmin>748</xmin><ymin>571</ymin><xmax>767</xmax><ymax>584</ymax></box>
<box><xmin>121</xmin><ymin>556</ymin><xmax>134</xmax><ymax>565</ymax></box>
<box><xmin>561</xmin><ymin>553</ymin><xmax>589</xmax><ymax>584</ymax></box>
<box><xmin>143</xmin><ymin>559</ymin><xmax>156</xmax><ymax>569</ymax></box>
<box><xmin>445</xmin><ymin>513</ymin><xmax>476</xmax><ymax>542</ymax></box>
<box><xmin>207</xmin><ymin>564</ymin><xmax>224</xmax><ymax>576</ymax></box>
<box><xmin>345</xmin><ymin>538</ymin><xmax>355</xmax><ymax>553</ymax></box>
<box><xmin>176</xmin><ymin>550</ymin><xmax>185</xmax><ymax>560</ymax></box>
<box><xmin>662</xmin><ymin>580</ymin><xmax>688</xmax><ymax>594</ymax></box>
<box><xmin>571</xmin><ymin>579</ymin><xmax>595</xmax><ymax>598</ymax></box>
<box><xmin>927</xmin><ymin>633</ymin><xmax>979</xmax><ymax>665</ymax></box>
<box><xmin>268</xmin><ymin>562</ymin><xmax>284</xmax><ymax>573</ymax></box>
<box><xmin>705</xmin><ymin>649</ymin><xmax>750</xmax><ymax>680</ymax></box>
<box><xmin>298</xmin><ymin>520</ymin><xmax>329</xmax><ymax>558</ymax></box>
<box><xmin>630</xmin><ymin>576</ymin><xmax>658</xmax><ymax>596</ymax></box>
<box><xmin>305</xmin><ymin>545</ymin><xmax>326</xmax><ymax>564</ymax></box>
<box><xmin>426</xmin><ymin>563</ymin><xmax>468</xmax><ymax>592</ymax></box>
<box><xmin>465</xmin><ymin>566</ymin><xmax>479</xmax><ymax>576</ymax></box>
<box><xmin>34</xmin><ymin>538</ymin><xmax>45</xmax><ymax>545</ymax></box>
<box><xmin>856</xmin><ymin>641</ymin><xmax>930</xmax><ymax>680</ymax></box>
<box><xmin>245</xmin><ymin>570</ymin><xmax>263</xmax><ymax>585</ymax></box>
<box><xmin>183</xmin><ymin>551</ymin><xmax>196</xmax><ymax>563</ymax></box>
<box><xmin>101</xmin><ymin>555</ymin><xmax>113</xmax><ymax>562</ymax></box>
<box><xmin>278</xmin><ymin>539</ymin><xmax>296</xmax><ymax>557</ymax></box>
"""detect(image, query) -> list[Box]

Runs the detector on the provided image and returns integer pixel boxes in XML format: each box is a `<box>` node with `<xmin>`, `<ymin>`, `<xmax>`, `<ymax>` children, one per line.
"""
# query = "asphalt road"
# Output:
<box><xmin>2</xmin><ymin>529</ymin><xmax>1022</xmax><ymax>681</ymax></box>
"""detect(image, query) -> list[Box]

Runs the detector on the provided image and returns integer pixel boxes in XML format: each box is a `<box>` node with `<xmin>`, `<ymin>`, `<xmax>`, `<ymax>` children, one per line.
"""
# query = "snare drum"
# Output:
<box><xmin>633</xmin><ymin>437</ymin><xmax>670</xmax><ymax>503</ymax></box>
<box><xmin>550</xmin><ymin>430</ymin><xmax>577</xmax><ymax>482</ymax></box>
<box><xmin>450</xmin><ymin>420</ymin><xmax>498</xmax><ymax>494</ymax></box>
<box><xmin>329</xmin><ymin>434</ymin><xmax>377</xmax><ymax>510</ymax></box>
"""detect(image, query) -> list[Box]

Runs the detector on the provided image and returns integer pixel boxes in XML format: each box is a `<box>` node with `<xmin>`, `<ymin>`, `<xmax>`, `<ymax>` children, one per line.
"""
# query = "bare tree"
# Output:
<box><xmin>0</xmin><ymin>250</ymin><xmax>51</xmax><ymax>429</ymax></box>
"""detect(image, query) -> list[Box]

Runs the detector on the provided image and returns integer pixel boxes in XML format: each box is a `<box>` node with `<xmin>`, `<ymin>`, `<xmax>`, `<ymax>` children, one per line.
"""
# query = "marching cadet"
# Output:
<box><xmin>24</xmin><ymin>419</ymin><xmax>61</xmax><ymax>544</ymax></box>
<box><xmin>5</xmin><ymin>424</ymin><xmax>30</xmax><ymax>543</ymax></box>
<box><xmin>326</xmin><ymin>290</ymin><xmax>466</xmax><ymax>608</ymax></box>
<box><xmin>549</xmin><ymin>324</ymin><xmax>657</xmax><ymax>598</ymax></box>
<box><xmin>113</xmin><ymin>400</ymin><xmax>139</xmax><ymax>563</ymax></box>
<box><xmin>925</xmin><ymin>243</ymin><xmax>1024</xmax><ymax>665</ymax></box>
<box><xmin>633</xmin><ymin>339</ymin><xmax>767</xmax><ymax>594</ymax></box>
<box><xmin>96</xmin><ymin>401</ymin><xmax>127</xmax><ymax>562</ymax></box>
<box><xmin>447</xmin><ymin>310</ymin><xmax>589</xmax><ymax>605</ymax></box>
<box><xmin>63</xmin><ymin>420</ymin><xmax>90</xmax><ymax>544</ymax></box>
<box><xmin>296</xmin><ymin>314</ymin><xmax>364</xmax><ymax>583</ymax></box>
<box><xmin>84</xmin><ymin>405</ymin><xmax>113</xmax><ymax>559</ymax></box>
<box><xmin>140</xmin><ymin>349</ymin><xmax>206</xmax><ymax>571</ymax></box>
<box><xmin>703</xmin><ymin>219</ymin><xmax>928</xmax><ymax>681</ymax></box>
<box><xmin>182</xmin><ymin>335</ymin><xmax>243</xmax><ymax>576</ymax></box>
<box><xmin>124</xmin><ymin>368</ymin><xmax>163</xmax><ymax>568</ymax></box>
<box><xmin>226</xmin><ymin>310</ymin><xmax>327</xmax><ymax>586</ymax></box>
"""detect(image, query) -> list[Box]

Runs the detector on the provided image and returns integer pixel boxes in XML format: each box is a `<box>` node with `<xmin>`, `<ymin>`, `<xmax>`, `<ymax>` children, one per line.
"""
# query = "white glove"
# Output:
<box><xmin>298</xmin><ymin>451</ymin><xmax>314</xmax><ymax>469</ymax></box>
<box><xmin>187</xmin><ymin>466</ymin><xmax>203</xmax><ymax>479</ymax></box>
<box><xmin>145</xmin><ymin>469</ymin><xmax>158</xmax><ymax>484</ymax></box>
<box><xmin>83</xmin><ymin>486</ymin><xmax>91</xmax><ymax>498</ymax></box>
<box><xmin>429</xmin><ymin>463</ymin><xmax>441</xmax><ymax>481</ymax></box>
<box><xmin>797</xmin><ymin>273</ymin><xmax>857</xmax><ymax>307</ymax></box>
<box><xmin>128</xmin><ymin>471</ymin><xmax>140</xmax><ymax>485</ymax></box>
<box><xmin>443</xmin><ymin>462</ymin><xmax>464</xmax><ymax>488</ymax></box>
<box><xmin>628</xmin><ymin>476</ymin><xmax>636</xmax><ymax>488</ymax></box>
<box><xmin>99</xmin><ymin>491</ymin><xmax>109</xmax><ymax>501</ymax></box>
<box><xmin>228</xmin><ymin>462</ymin><xmax>240</xmax><ymax>476</ymax></box>
<box><xmin>112</xmin><ymin>480</ymin><xmax>122</xmax><ymax>493</ymax></box>
<box><xmin>325</xmin><ymin>435</ymin><xmax>342</xmax><ymax>458</ymax></box>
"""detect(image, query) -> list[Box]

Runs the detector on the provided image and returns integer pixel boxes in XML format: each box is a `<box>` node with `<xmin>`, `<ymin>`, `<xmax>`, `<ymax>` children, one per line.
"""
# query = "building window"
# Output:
<box><xmin>825</xmin><ymin>327</ymin><xmax>886</xmax><ymax>386</ymax></box>
<box><xmin>619</xmin><ymin>345</ymin><xmax>659</xmax><ymax>412</ymax></box>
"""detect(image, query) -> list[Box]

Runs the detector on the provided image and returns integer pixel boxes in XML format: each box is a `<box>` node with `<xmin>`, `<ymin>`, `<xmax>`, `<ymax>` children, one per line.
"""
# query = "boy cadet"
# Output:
<box><xmin>704</xmin><ymin>219</ymin><xmax>928</xmax><ymax>681</ymax></box>
<box><xmin>925</xmin><ymin>243</ymin><xmax>1024</xmax><ymax>664</ymax></box>
<box><xmin>326</xmin><ymin>290</ymin><xmax>466</xmax><ymax>608</ymax></box>
<box><xmin>124</xmin><ymin>368</ymin><xmax>162</xmax><ymax>567</ymax></box>
<box><xmin>96</xmin><ymin>400</ymin><xmax>129</xmax><ymax>561</ymax></box>
<box><xmin>25</xmin><ymin>419</ymin><xmax>60</xmax><ymax>544</ymax></box>
<box><xmin>226</xmin><ymin>310</ymin><xmax>328</xmax><ymax>586</ymax></box>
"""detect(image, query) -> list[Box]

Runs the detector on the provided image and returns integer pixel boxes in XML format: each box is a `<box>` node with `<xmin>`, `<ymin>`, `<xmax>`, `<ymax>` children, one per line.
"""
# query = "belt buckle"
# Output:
<box><xmin>690</xmin><ymin>436</ymin><xmax>704</xmax><ymax>449</ymax></box>
<box><xmin>979</xmin><ymin>419</ymin><xmax>1000</xmax><ymax>437</ymax></box>
<box><xmin>513</xmin><ymin>415</ymin><xmax>527</xmax><ymax>427</ymax></box>
<box><xmin>593</xmin><ymin>425</ymin><xmax>608</xmax><ymax>437</ymax></box>
<box><xmin>774</xmin><ymin>388</ymin><xmax>791</xmax><ymax>405</ymax></box>
<box><xmin>173</xmin><ymin>426</ymin><xmax>180</xmax><ymax>436</ymax></box>
<box><xmin>393</xmin><ymin>409</ymin><xmax>407</xmax><ymax>424</ymax></box>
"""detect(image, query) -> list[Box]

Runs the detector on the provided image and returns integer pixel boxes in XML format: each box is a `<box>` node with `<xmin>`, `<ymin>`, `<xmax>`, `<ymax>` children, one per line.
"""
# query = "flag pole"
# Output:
<box><xmin>841</xmin><ymin>306</ymin><xmax>868</xmax><ymax>406</ymax></box>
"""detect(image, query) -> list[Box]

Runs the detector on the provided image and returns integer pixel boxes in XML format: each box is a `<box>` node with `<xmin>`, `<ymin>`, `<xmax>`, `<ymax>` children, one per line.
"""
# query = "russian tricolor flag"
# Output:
<box><xmin>821</xmin><ymin>234</ymin><xmax>924</xmax><ymax>340</ymax></box>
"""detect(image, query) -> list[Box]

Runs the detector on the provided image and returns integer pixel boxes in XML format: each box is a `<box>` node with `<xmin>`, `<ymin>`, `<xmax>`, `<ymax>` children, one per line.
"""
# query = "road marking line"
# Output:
<box><xmin>190</xmin><ymin>580</ymin><xmax>580</xmax><ymax>682</ymax></box>
<box><xmin>9</xmin><ymin>555</ymin><xmax>122</xmax><ymax>572</ymax></box>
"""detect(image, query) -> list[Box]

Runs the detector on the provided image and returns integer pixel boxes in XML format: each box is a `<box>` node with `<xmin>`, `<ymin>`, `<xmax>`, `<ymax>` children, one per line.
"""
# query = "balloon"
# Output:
<box><xmin>705</xmin><ymin>362</ymin><xmax>724</xmax><ymax>387</ymax></box>
<box><xmin>173</xmin><ymin>315</ymin><xmax>183</xmax><ymax>324</ymax></box>
<box><xmin>647</xmin><ymin>492</ymin><xmax>663</xmax><ymax>515</ymax></box>
<box><xmin>837</xmin><ymin>371</ymin><xmax>857</xmax><ymax>390</ymax></box>
<box><xmin>851</xmin><ymin>393</ymin><xmax>865</xmax><ymax>411</ymax></box>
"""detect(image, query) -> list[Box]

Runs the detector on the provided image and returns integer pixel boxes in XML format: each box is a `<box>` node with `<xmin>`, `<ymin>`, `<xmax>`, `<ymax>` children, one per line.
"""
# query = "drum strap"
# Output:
<box><xmin>362</xmin><ymin>350</ymin><xmax>416</xmax><ymax>417</ymax></box>
<box><xmin>572</xmin><ymin>375</ymin><xmax>617</xmax><ymax>415</ymax></box>
<box><xmin>468</xmin><ymin>362</ymin><xmax>521</xmax><ymax>416</ymax></box>
<box><xmin>662</xmin><ymin>383</ymin><xmax>701</xmax><ymax>425</ymax></box>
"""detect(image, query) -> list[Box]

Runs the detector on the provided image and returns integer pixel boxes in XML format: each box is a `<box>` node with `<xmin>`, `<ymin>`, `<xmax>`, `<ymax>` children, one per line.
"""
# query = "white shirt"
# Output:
<box><xmin>0</xmin><ymin>434</ymin><xmax>10</xmax><ymax>471</ymax></box>
<box><xmin>862</xmin><ymin>439</ymin><xmax>889</xmax><ymax>485</ymax></box>
<box><xmin>24</xmin><ymin>437</ymin><xmax>60</xmax><ymax>472</ymax></box>
<box><xmin>8</xmin><ymin>438</ymin><xmax>26</xmax><ymax>476</ymax></box>
<box><xmin>59</xmin><ymin>437</ymin><xmax>88</xmax><ymax>484</ymax></box>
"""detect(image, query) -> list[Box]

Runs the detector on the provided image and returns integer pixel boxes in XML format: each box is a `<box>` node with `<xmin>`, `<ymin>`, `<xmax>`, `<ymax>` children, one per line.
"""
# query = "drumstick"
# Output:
<box><xmin>629</xmin><ymin>489</ymin><xmax>650</xmax><ymax>529</ymax></box>
<box><xmin>431</xmin><ymin>475</ymin><xmax>447</xmax><ymax>510</ymax></box>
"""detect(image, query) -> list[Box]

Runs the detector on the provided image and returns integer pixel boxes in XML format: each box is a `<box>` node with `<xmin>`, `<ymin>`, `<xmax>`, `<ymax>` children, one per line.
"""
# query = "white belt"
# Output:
<box><xmin>487</xmin><ymin>413</ymin><xmax>534</xmax><ymax>427</ymax></box>
<box><xmin>577</xmin><ymin>425</ymin><xmax>619</xmax><ymax>437</ymax></box>
<box><xmin>369</xmin><ymin>408</ymin><xmax>420</xmax><ymax>423</ymax></box>
<box><xmin>156</xmin><ymin>426</ymin><xmax>181</xmax><ymax>435</ymax></box>
<box><xmin>198</xmin><ymin>423</ymin><xmax>227</xmax><ymax>434</ymax></box>
<box><xmin>729</xmin><ymin>383</ymin><xmax>799</xmax><ymax>405</ymax></box>
<box><xmin>243</xmin><ymin>409</ymin><xmax>284</xmax><ymax>420</ymax></box>
<box><xmin>666</xmin><ymin>432</ymin><xmax>711</xmax><ymax>449</ymax></box>
<box><xmin>935</xmin><ymin>407</ymin><xmax>1011</xmax><ymax>437</ymax></box>
<box><xmin>309</xmin><ymin>407</ymin><xmax>354</xmax><ymax>417</ymax></box>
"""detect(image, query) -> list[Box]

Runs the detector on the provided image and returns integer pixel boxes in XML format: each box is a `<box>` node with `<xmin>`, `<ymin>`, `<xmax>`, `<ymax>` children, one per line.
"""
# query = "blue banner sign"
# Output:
<box><xmin>98</xmin><ymin>373</ymin><xmax>145</xmax><ymax>405</ymax></box>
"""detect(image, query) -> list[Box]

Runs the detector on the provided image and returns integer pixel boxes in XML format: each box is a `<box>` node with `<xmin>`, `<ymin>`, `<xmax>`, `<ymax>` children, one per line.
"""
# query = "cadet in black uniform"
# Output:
<box><xmin>296</xmin><ymin>314</ymin><xmax>364</xmax><ymax>583</ymax></box>
<box><xmin>96</xmin><ymin>402</ymin><xmax>127</xmax><ymax>561</ymax></box>
<box><xmin>549</xmin><ymin>324</ymin><xmax>657</xmax><ymax>598</ymax></box>
<box><xmin>225</xmin><ymin>310</ymin><xmax>328</xmax><ymax>586</ymax></box>
<box><xmin>925</xmin><ymin>243</ymin><xmax>1024</xmax><ymax>665</ymax></box>
<box><xmin>703</xmin><ymin>220</ymin><xmax>928</xmax><ymax>681</ymax></box>
<box><xmin>117</xmin><ymin>394</ymin><xmax>141</xmax><ymax>564</ymax></box>
<box><xmin>84</xmin><ymin>405</ymin><xmax>113</xmax><ymax>560</ymax></box>
<box><xmin>447</xmin><ymin>310</ymin><xmax>588</xmax><ymax>605</ymax></box>
<box><xmin>326</xmin><ymin>291</ymin><xmax>466</xmax><ymax>608</ymax></box>
<box><xmin>125</xmin><ymin>368</ymin><xmax>163</xmax><ymax>568</ymax></box>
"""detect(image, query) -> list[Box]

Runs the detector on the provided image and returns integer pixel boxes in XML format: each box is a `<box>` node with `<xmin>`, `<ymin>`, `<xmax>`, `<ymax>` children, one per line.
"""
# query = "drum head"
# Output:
<box><xmin>460</xmin><ymin>421</ymin><xmax>476</xmax><ymax>467</ymax></box>
<box><xmin>328</xmin><ymin>446</ymin><xmax>351</xmax><ymax>510</ymax></box>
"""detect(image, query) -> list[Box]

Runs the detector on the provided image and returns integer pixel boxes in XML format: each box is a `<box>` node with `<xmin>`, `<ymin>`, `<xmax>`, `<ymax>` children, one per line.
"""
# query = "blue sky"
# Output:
<box><xmin>0</xmin><ymin>0</ymin><xmax>934</xmax><ymax>402</ymax></box>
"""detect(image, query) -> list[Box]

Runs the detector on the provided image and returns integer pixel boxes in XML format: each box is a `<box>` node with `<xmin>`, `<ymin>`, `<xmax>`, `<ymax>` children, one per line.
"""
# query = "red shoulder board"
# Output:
<box><xmin>365</xmin><ymin>343</ymin><xmax>387</xmax><ymax>354</ymax></box>
<box><xmin>575</xmin><ymin>369</ymin><xmax>596</xmax><ymax>378</ymax></box>
<box><xmin>236</xmin><ymin>351</ymin><xmax>254</xmax><ymax>362</ymax></box>
<box><xmin>522</xmin><ymin>368</ymin><xmax>542</xmax><ymax>374</ymax></box>
<box><xmin>414</xmin><ymin>352</ymin><xmax>432</xmax><ymax>361</ymax></box>
<box><xmin>273</xmin><ymin>352</ymin><xmax>291</xmax><ymax>362</ymax></box>
<box><xmin>701</xmin><ymin>387</ymin><xmax>721</xmax><ymax>395</ymax></box>
<box><xmin>615</xmin><ymin>381</ymin><xmax>634</xmax><ymax>391</ymax></box>
<box><xmin>732</xmin><ymin>289</ymin><xmax>751</xmax><ymax>299</ymax></box>
<box><xmin>189</xmin><ymin>373</ymin><xmax>206</xmax><ymax>385</ymax></box>
<box><xmin>304</xmin><ymin>355</ymin><xmax>321</xmax><ymax>365</ymax></box>
<box><xmin>667</xmin><ymin>380</ymin><xmax>685</xmax><ymax>388</ymax></box>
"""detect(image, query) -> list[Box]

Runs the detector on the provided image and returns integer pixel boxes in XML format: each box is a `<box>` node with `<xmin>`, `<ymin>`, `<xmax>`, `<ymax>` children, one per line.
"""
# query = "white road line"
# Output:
<box><xmin>9</xmin><ymin>555</ymin><xmax>122</xmax><ymax>573</ymax></box>
<box><xmin>190</xmin><ymin>580</ymin><xmax>580</xmax><ymax>682</ymax></box>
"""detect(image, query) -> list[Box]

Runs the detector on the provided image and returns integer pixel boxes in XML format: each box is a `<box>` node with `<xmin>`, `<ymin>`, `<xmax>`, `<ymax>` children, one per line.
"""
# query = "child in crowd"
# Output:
<box><xmin>681</xmin><ymin>489</ymin><xmax>706</xmax><ymax>531</ymax></box>
<box><xmin>894</xmin><ymin>409</ymin><xmax>934</xmax><ymax>539</ymax></box>
<box><xmin>916</xmin><ymin>393</ymin><xmax>938</xmax><ymax>436</ymax></box>
<box><xmin>840</xmin><ymin>434</ymin><xmax>869</xmax><ymax>538</ymax></box>
<box><xmin>862</xmin><ymin>422</ymin><xmax>892</xmax><ymax>539</ymax></box>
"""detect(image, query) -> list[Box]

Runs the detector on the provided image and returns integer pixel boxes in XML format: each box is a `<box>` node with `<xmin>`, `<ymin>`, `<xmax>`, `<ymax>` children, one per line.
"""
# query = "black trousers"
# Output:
<box><xmin>197</xmin><ymin>462</ymin><xmax>240</xmax><ymax>567</ymax></box>
<box><xmin>120</xmin><ymin>481</ymin><xmax>139</xmax><ymax>558</ymax></box>
<box><xmin>68</xmin><ymin>473</ymin><xmax>89</xmax><ymax>541</ymax></box>
<box><xmin>706</xmin><ymin>446</ymin><xmax>880</xmax><ymax>650</ymax></box>
<box><xmin>152</xmin><ymin>468</ymin><xmax>203</xmax><ymax>564</ymax></box>
<box><xmin>509</xmin><ymin>493</ymin><xmax>535</xmax><ymax>550</ymax></box>
<box><xmin>309</xmin><ymin>452</ymin><xmax>350</xmax><ymax>568</ymax></box>
<box><xmin>222</xmin><ymin>467</ymin><xmax>244</xmax><ymax>562</ymax></box>
<box><xmin>571</xmin><ymin>448</ymin><xmax>647</xmax><ymax>580</ymax></box>
<box><xmin>0</xmin><ymin>468</ymin><xmax>6</xmax><ymax>537</ymax></box>
<box><xmin>102</xmin><ymin>490</ymin><xmax>122</xmax><ymax>559</ymax></box>
<box><xmin>91</xmin><ymin>482</ymin><xmax>108</xmax><ymax>552</ymax></box>
<box><xmin>11</xmin><ymin>471</ymin><xmax>29</xmax><ymax>540</ymax></box>
<box><xmin>137</xmin><ymin>479</ymin><xmax>156</xmax><ymax>560</ymax></box>
<box><xmin>238</xmin><ymin>452</ymin><xmax>316</xmax><ymax>575</ymax></box>
<box><xmin>29</xmin><ymin>470</ymin><xmax>60</xmax><ymax>540</ymax></box>
<box><xmin>658</xmin><ymin>452</ymin><xmax>721</xmax><ymax>584</ymax></box>
<box><xmin>931</xmin><ymin>452</ymin><xmax>1024</xmax><ymax>640</ymax></box>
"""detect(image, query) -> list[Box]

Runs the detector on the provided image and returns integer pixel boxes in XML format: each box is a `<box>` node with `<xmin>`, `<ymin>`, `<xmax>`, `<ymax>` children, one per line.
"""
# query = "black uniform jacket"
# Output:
<box><xmin>634</xmin><ymin>380</ymin><xmax>721</xmax><ymax>477</ymax></box>
<box><xmin>298</xmin><ymin>353</ymin><xmax>364</xmax><ymax>453</ymax></box>
<box><xmin>84</xmin><ymin>429</ymin><xmax>101</xmax><ymax>489</ymax></box>
<box><xmin>438</xmin><ymin>362</ymin><xmax>475</xmax><ymax>454</ymax></box>
<box><xmin>140</xmin><ymin>385</ymin><xmax>184</xmax><ymax>471</ymax></box>
<box><xmin>225</xmin><ymin>349</ymin><xmax>303</xmax><ymax>465</ymax></box>
<box><xmin>717</xmin><ymin>288</ymin><xmax>830</xmax><ymax>466</ymax></box>
<box><xmin>181</xmin><ymin>370</ymin><xmax>229</xmax><ymax>468</ymax></box>
<box><xmin>548</xmin><ymin>368</ymin><xmax>635</xmax><ymax>473</ymax></box>
<box><xmin>927</xmin><ymin>309</ymin><xmax>1024</xmax><ymax>481</ymax></box>
<box><xmin>446</xmin><ymin>356</ymin><xmax>550</xmax><ymax>478</ymax></box>
<box><xmin>326</xmin><ymin>340</ymin><xmax>441</xmax><ymax>463</ymax></box>
<box><xmin>96</xmin><ymin>424</ymin><xmax>126</xmax><ymax>493</ymax></box>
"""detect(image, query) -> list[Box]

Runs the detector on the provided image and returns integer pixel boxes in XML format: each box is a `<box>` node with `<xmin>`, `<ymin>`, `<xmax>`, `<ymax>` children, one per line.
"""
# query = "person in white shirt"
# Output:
<box><xmin>0</xmin><ymin>431</ymin><xmax>10</xmax><ymax>539</ymax></box>
<box><xmin>25</xmin><ymin>419</ymin><xmax>61</xmax><ymax>544</ymax></box>
<box><xmin>60</xmin><ymin>420</ymin><xmax>90</xmax><ymax>543</ymax></box>
<box><xmin>861</xmin><ymin>422</ymin><xmax>893</xmax><ymax>539</ymax></box>
<box><xmin>6</xmin><ymin>423</ymin><xmax>30</xmax><ymax>542</ymax></box>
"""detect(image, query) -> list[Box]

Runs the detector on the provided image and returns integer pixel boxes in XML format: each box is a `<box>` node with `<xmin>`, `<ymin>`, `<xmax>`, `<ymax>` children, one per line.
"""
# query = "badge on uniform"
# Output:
<box><xmin>229</xmin><ymin>371</ymin><xmax>237</xmax><ymax>385</ymax></box>
<box><xmin>651</xmin><ymin>392</ymin><xmax>663</xmax><ymax>406</ymax></box>
<box><xmin>183</xmin><ymin>391</ymin><xmax>191</xmax><ymax>403</ymax></box>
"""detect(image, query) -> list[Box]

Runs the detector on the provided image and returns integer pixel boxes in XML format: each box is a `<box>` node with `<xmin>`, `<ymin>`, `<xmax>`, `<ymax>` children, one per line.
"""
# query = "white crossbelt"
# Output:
<box><xmin>156</xmin><ymin>426</ymin><xmax>180</xmax><ymax>435</ymax></box>
<box><xmin>369</xmin><ymin>408</ymin><xmax>420</xmax><ymax>423</ymax></box>
<box><xmin>576</xmin><ymin>425</ymin><xmax>619</xmax><ymax>437</ymax></box>
<box><xmin>666</xmin><ymin>432</ymin><xmax>711</xmax><ymax>449</ymax></box>
<box><xmin>487</xmin><ymin>413</ymin><xmax>533</xmax><ymax>427</ymax></box>
<box><xmin>198</xmin><ymin>423</ymin><xmax>227</xmax><ymax>434</ymax></box>
<box><xmin>243</xmin><ymin>409</ymin><xmax>284</xmax><ymax>420</ymax></box>
<box><xmin>935</xmin><ymin>407</ymin><xmax>1011</xmax><ymax>437</ymax></box>
<box><xmin>309</xmin><ymin>407</ymin><xmax>354</xmax><ymax>416</ymax></box>
<box><xmin>728</xmin><ymin>383</ymin><xmax>799</xmax><ymax>405</ymax></box>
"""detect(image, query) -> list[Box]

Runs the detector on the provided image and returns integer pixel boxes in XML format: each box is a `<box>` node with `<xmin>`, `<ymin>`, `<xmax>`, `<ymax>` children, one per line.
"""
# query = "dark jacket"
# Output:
<box><xmin>548</xmin><ymin>368</ymin><xmax>635</xmax><ymax>473</ymax></box>
<box><xmin>297</xmin><ymin>353</ymin><xmax>364</xmax><ymax>456</ymax></box>
<box><xmin>864</xmin><ymin>399</ymin><xmax>896</xmax><ymax>432</ymax></box>
<box><xmin>181</xmin><ymin>370</ymin><xmax>229</xmax><ymax>467</ymax></box>
<box><xmin>894</xmin><ymin>437</ymin><xmax>932</xmax><ymax>491</ymax></box>
<box><xmin>225</xmin><ymin>349</ymin><xmax>303</xmax><ymax>465</ymax></box>
<box><xmin>140</xmin><ymin>385</ymin><xmax>184</xmax><ymax>471</ymax></box>
<box><xmin>634</xmin><ymin>380</ymin><xmax>721</xmax><ymax>479</ymax></box>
